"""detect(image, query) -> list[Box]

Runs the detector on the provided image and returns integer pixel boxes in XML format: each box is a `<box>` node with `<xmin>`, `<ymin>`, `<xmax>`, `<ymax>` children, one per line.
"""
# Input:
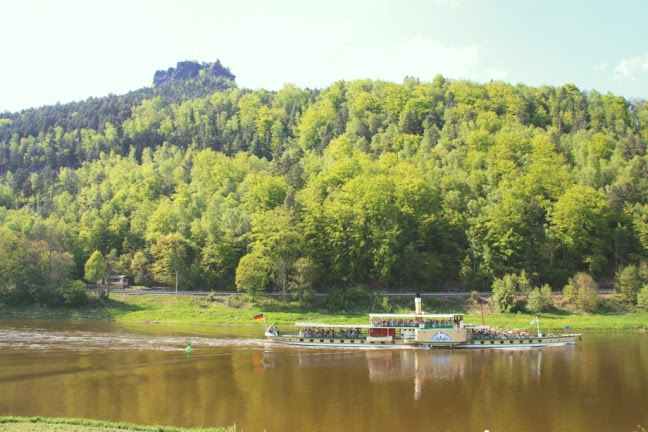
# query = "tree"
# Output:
<box><xmin>637</xmin><ymin>285</ymin><xmax>648</xmax><ymax>311</ymax></box>
<box><xmin>57</xmin><ymin>280</ymin><xmax>88</xmax><ymax>306</ymax></box>
<box><xmin>288</xmin><ymin>257</ymin><xmax>317</xmax><ymax>304</ymax></box>
<box><xmin>492</xmin><ymin>274</ymin><xmax>517</xmax><ymax>312</ymax></box>
<box><xmin>0</xmin><ymin>228</ymin><xmax>48</xmax><ymax>304</ymax></box>
<box><xmin>235</xmin><ymin>252</ymin><xmax>272</xmax><ymax>296</ymax></box>
<box><xmin>527</xmin><ymin>284</ymin><xmax>553</xmax><ymax>313</ymax></box>
<box><xmin>564</xmin><ymin>272</ymin><xmax>600</xmax><ymax>313</ymax></box>
<box><xmin>247</xmin><ymin>207</ymin><xmax>302</xmax><ymax>294</ymax></box>
<box><xmin>615</xmin><ymin>265</ymin><xmax>641</xmax><ymax>304</ymax></box>
<box><xmin>551</xmin><ymin>185</ymin><xmax>612</xmax><ymax>274</ymax></box>
<box><xmin>84</xmin><ymin>250</ymin><xmax>108</xmax><ymax>288</ymax></box>
<box><xmin>130</xmin><ymin>251</ymin><xmax>152</xmax><ymax>286</ymax></box>
<box><xmin>150</xmin><ymin>233</ymin><xmax>193</xmax><ymax>294</ymax></box>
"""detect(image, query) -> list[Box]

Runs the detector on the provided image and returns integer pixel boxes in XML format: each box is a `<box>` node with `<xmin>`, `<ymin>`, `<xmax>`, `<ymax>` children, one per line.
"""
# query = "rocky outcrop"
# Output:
<box><xmin>153</xmin><ymin>60</ymin><xmax>235</xmax><ymax>85</ymax></box>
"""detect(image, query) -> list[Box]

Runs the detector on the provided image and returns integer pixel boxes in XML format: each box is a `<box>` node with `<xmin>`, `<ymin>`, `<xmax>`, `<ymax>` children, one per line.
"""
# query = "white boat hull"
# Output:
<box><xmin>265</xmin><ymin>332</ymin><xmax>581</xmax><ymax>349</ymax></box>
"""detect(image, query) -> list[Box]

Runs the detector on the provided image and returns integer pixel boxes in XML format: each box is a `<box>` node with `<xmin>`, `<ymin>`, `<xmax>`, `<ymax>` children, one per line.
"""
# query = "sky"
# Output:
<box><xmin>2</xmin><ymin>0</ymin><xmax>648</xmax><ymax>112</ymax></box>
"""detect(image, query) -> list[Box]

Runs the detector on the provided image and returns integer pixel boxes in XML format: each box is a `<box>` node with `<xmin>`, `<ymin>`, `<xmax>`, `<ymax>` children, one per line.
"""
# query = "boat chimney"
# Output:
<box><xmin>415</xmin><ymin>293</ymin><xmax>422</xmax><ymax>315</ymax></box>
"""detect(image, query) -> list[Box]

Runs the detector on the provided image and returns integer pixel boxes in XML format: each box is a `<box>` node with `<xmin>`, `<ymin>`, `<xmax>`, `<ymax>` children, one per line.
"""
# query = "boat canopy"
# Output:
<box><xmin>294</xmin><ymin>322</ymin><xmax>372</xmax><ymax>329</ymax></box>
<box><xmin>369</xmin><ymin>313</ymin><xmax>461</xmax><ymax>319</ymax></box>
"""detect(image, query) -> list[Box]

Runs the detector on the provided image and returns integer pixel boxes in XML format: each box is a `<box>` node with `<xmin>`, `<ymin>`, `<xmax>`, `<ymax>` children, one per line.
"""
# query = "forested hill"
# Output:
<box><xmin>0</xmin><ymin>60</ymin><xmax>236</xmax><ymax>159</ymax></box>
<box><xmin>1</xmin><ymin>62</ymin><xmax>648</xmax><ymax>305</ymax></box>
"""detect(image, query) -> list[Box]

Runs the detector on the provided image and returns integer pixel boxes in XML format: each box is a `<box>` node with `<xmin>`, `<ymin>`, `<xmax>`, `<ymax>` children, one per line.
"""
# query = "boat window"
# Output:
<box><xmin>320</xmin><ymin>339</ymin><xmax>324</xmax><ymax>343</ymax></box>
<box><xmin>500</xmin><ymin>341</ymin><xmax>504</xmax><ymax>344</ymax></box>
<box><xmin>490</xmin><ymin>341</ymin><xmax>494</xmax><ymax>344</ymax></box>
<box><xmin>330</xmin><ymin>340</ymin><xmax>334</xmax><ymax>343</ymax></box>
<box><xmin>300</xmin><ymin>339</ymin><xmax>304</xmax><ymax>342</ymax></box>
<box><xmin>538</xmin><ymin>340</ymin><xmax>542</xmax><ymax>343</ymax></box>
<box><xmin>309</xmin><ymin>339</ymin><xmax>314</xmax><ymax>342</ymax></box>
<box><xmin>481</xmin><ymin>341</ymin><xmax>484</xmax><ymax>344</ymax></box>
<box><xmin>510</xmin><ymin>341</ymin><xmax>514</xmax><ymax>344</ymax></box>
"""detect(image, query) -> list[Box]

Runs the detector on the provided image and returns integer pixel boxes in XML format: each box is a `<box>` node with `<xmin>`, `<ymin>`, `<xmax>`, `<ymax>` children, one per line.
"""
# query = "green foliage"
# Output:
<box><xmin>637</xmin><ymin>285</ymin><xmax>648</xmax><ymax>311</ymax></box>
<box><xmin>130</xmin><ymin>251</ymin><xmax>152</xmax><ymax>286</ymax></box>
<box><xmin>84</xmin><ymin>251</ymin><xmax>108</xmax><ymax>284</ymax></box>
<box><xmin>564</xmin><ymin>272</ymin><xmax>600</xmax><ymax>313</ymax></box>
<box><xmin>235</xmin><ymin>252</ymin><xmax>272</xmax><ymax>296</ymax></box>
<box><xmin>57</xmin><ymin>280</ymin><xmax>88</xmax><ymax>306</ymax></box>
<box><xmin>288</xmin><ymin>257</ymin><xmax>317</xmax><ymax>304</ymax></box>
<box><xmin>527</xmin><ymin>284</ymin><xmax>553</xmax><ymax>313</ymax></box>
<box><xmin>492</xmin><ymin>274</ymin><xmax>518</xmax><ymax>313</ymax></box>
<box><xmin>325</xmin><ymin>286</ymin><xmax>369</xmax><ymax>312</ymax></box>
<box><xmin>0</xmin><ymin>227</ymin><xmax>74</xmax><ymax>304</ymax></box>
<box><xmin>2</xmin><ymin>71</ymin><xmax>648</xmax><ymax>298</ymax></box>
<box><xmin>370</xmin><ymin>291</ymin><xmax>392</xmax><ymax>313</ymax></box>
<box><xmin>563</xmin><ymin>284</ymin><xmax>577</xmax><ymax>303</ymax></box>
<box><xmin>470</xmin><ymin>290</ymin><xmax>481</xmax><ymax>301</ymax></box>
<box><xmin>551</xmin><ymin>185</ymin><xmax>612</xmax><ymax>274</ymax></box>
<box><xmin>149</xmin><ymin>233</ymin><xmax>194</xmax><ymax>289</ymax></box>
<box><xmin>615</xmin><ymin>265</ymin><xmax>642</xmax><ymax>304</ymax></box>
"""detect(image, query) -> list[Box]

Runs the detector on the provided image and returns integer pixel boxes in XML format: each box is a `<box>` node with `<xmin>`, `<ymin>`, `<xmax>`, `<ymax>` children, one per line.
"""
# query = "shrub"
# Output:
<box><xmin>326</xmin><ymin>286</ymin><xmax>368</xmax><ymax>312</ymax></box>
<box><xmin>470</xmin><ymin>290</ymin><xmax>481</xmax><ymax>302</ymax></box>
<box><xmin>225</xmin><ymin>294</ymin><xmax>247</xmax><ymax>308</ymax></box>
<box><xmin>370</xmin><ymin>291</ymin><xmax>391</xmax><ymax>313</ymax></box>
<box><xmin>57</xmin><ymin>280</ymin><xmax>88</xmax><ymax>306</ymax></box>
<box><xmin>637</xmin><ymin>285</ymin><xmax>648</xmax><ymax>311</ymax></box>
<box><xmin>492</xmin><ymin>274</ymin><xmax>517</xmax><ymax>313</ymax></box>
<box><xmin>563</xmin><ymin>284</ymin><xmax>577</xmax><ymax>303</ymax></box>
<box><xmin>616</xmin><ymin>265</ymin><xmax>642</xmax><ymax>304</ymax></box>
<box><xmin>288</xmin><ymin>257</ymin><xmax>317</xmax><ymax>305</ymax></box>
<box><xmin>517</xmin><ymin>270</ymin><xmax>532</xmax><ymax>295</ymax></box>
<box><xmin>564</xmin><ymin>272</ymin><xmax>600</xmax><ymax>313</ymax></box>
<box><xmin>527</xmin><ymin>284</ymin><xmax>553</xmax><ymax>313</ymax></box>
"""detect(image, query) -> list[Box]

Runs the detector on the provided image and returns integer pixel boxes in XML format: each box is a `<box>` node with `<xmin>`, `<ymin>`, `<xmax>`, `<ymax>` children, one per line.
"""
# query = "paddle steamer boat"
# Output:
<box><xmin>263</xmin><ymin>295</ymin><xmax>581</xmax><ymax>349</ymax></box>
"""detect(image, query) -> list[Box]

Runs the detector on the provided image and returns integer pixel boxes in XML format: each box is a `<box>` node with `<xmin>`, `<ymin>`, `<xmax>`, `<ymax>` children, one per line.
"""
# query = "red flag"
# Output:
<box><xmin>253</xmin><ymin>314</ymin><xmax>265</xmax><ymax>321</ymax></box>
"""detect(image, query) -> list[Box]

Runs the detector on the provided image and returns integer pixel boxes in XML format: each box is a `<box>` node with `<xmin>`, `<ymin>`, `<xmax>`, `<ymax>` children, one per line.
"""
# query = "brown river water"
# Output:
<box><xmin>0</xmin><ymin>320</ymin><xmax>646</xmax><ymax>432</ymax></box>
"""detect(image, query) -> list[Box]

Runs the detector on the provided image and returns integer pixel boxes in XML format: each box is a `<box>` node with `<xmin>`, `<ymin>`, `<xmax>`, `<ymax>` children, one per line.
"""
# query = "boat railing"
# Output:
<box><xmin>470</xmin><ymin>332</ymin><xmax>537</xmax><ymax>341</ymax></box>
<box><xmin>296</xmin><ymin>331</ymin><xmax>366</xmax><ymax>339</ymax></box>
<box><xmin>371</xmin><ymin>321</ymin><xmax>455</xmax><ymax>329</ymax></box>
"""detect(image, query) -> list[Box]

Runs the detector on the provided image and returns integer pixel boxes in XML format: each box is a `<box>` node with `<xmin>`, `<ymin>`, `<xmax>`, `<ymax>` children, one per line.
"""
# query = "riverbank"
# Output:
<box><xmin>0</xmin><ymin>417</ymin><xmax>234</xmax><ymax>432</ymax></box>
<box><xmin>1</xmin><ymin>293</ymin><xmax>647</xmax><ymax>331</ymax></box>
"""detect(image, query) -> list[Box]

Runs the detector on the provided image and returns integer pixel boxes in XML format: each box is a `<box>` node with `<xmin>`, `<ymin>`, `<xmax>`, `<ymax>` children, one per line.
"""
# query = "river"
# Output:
<box><xmin>0</xmin><ymin>320</ymin><xmax>646</xmax><ymax>432</ymax></box>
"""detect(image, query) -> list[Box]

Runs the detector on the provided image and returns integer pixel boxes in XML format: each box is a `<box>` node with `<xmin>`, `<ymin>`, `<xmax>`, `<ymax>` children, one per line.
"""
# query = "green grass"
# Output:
<box><xmin>1</xmin><ymin>293</ymin><xmax>647</xmax><ymax>331</ymax></box>
<box><xmin>0</xmin><ymin>416</ymin><xmax>234</xmax><ymax>432</ymax></box>
<box><xmin>463</xmin><ymin>311</ymin><xmax>648</xmax><ymax>331</ymax></box>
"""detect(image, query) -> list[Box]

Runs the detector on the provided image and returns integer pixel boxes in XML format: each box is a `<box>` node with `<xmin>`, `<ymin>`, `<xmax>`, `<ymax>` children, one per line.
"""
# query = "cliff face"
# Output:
<box><xmin>153</xmin><ymin>60</ymin><xmax>235</xmax><ymax>85</ymax></box>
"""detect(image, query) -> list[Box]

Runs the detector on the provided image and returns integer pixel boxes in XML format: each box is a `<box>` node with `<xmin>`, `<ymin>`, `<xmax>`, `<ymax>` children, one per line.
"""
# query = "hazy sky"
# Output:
<box><xmin>2</xmin><ymin>0</ymin><xmax>647</xmax><ymax>112</ymax></box>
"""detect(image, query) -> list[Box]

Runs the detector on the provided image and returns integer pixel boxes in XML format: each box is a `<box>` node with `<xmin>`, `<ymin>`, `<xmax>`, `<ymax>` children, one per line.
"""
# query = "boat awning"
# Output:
<box><xmin>369</xmin><ymin>314</ymin><xmax>459</xmax><ymax>319</ymax></box>
<box><xmin>294</xmin><ymin>322</ymin><xmax>372</xmax><ymax>329</ymax></box>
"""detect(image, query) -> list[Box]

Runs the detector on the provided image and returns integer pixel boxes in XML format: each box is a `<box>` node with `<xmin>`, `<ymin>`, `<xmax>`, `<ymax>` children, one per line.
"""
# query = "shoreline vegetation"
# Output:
<box><xmin>0</xmin><ymin>416</ymin><xmax>234</xmax><ymax>432</ymax></box>
<box><xmin>1</xmin><ymin>291</ymin><xmax>646</xmax><ymax>332</ymax></box>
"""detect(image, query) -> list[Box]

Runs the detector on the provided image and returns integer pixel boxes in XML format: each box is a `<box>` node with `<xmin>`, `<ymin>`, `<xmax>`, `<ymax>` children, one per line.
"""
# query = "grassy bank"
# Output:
<box><xmin>1</xmin><ymin>292</ymin><xmax>647</xmax><ymax>331</ymax></box>
<box><xmin>0</xmin><ymin>416</ymin><xmax>234</xmax><ymax>432</ymax></box>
